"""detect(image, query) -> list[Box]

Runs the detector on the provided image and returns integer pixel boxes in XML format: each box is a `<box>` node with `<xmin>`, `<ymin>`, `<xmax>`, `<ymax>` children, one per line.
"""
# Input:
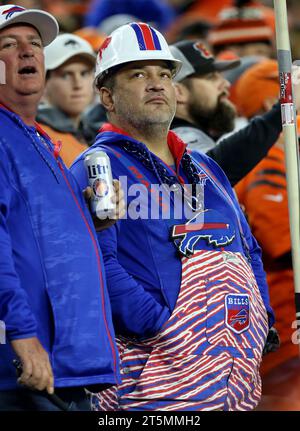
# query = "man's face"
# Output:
<box><xmin>45</xmin><ymin>57</ymin><xmax>94</xmax><ymax>117</ymax></box>
<box><xmin>186</xmin><ymin>71</ymin><xmax>236</xmax><ymax>138</ymax></box>
<box><xmin>226</xmin><ymin>42</ymin><xmax>273</xmax><ymax>58</ymax></box>
<box><xmin>108</xmin><ymin>60</ymin><xmax>177</xmax><ymax>130</ymax></box>
<box><xmin>0</xmin><ymin>24</ymin><xmax>45</xmax><ymax>103</ymax></box>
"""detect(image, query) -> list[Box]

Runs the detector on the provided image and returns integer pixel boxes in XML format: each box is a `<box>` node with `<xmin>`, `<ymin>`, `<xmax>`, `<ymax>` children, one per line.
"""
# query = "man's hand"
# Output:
<box><xmin>11</xmin><ymin>337</ymin><xmax>54</xmax><ymax>394</ymax></box>
<box><xmin>84</xmin><ymin>179</ymin><xmax>126</xmax><ymax>231</ymax></box>
<box><xmin>263</xmin><ymin>327</ymin><xmax>280</xmax><ymax>356</ymax></box>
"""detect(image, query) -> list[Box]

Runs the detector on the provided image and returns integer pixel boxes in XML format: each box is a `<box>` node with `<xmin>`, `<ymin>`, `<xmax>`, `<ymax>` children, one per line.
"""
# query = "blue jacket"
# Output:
<box><xmin>84</xmin><ymin>0</ymin><xmax>175</xmax><ymax>30</ymax></box>
<box><xmin>71</xmin><ymin>124</ymin><xmax>274</xmax><ymax>339</ymax></box>
<box><xmin>0</xmin><ymin>108</ymin><xmax>120</xmax><ymax>390</ymax></box>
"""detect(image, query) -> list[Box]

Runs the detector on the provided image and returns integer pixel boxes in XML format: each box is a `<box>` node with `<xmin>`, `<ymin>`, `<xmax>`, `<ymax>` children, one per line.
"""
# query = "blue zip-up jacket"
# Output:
<box><xmin>0</xmin><ymin>107</ymin><xmax>120</xmax><ymax>390</ymax></box>
<box><xmin>71</xmin><ymin>124</ymin><xmax>274</xmax><ymax>339</ymax></box>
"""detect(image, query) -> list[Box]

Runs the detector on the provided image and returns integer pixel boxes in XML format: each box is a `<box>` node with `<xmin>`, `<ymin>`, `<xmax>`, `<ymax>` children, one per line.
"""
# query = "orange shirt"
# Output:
<box><xmin>38</xmin><ymin>123</ymin><xmax>88</xmax><ymax>168</ymax></box>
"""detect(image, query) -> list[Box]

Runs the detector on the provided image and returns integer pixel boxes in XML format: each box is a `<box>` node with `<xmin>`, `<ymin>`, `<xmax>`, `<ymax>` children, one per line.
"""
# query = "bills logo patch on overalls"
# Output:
<box><xmin>225</xmin><ymin>294</ymin><xmax>250</xmax><ymax>334</ymax></box>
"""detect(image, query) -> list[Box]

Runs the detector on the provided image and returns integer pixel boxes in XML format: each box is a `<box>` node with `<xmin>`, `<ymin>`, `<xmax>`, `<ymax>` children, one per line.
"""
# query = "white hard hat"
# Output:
<box><xmin>45</xmin><ymin>33</ymin><xmax>96</xmax><ymax>71</ymax></box>
<box><xmin>0</xmin><ymin>4</ymin><xmax>58</xmax><ymax>46</ymax></box>
<box><xmin>94</xmin><ymin>22</ymin><xmax>182</xmax><ymax>86</ymax></box>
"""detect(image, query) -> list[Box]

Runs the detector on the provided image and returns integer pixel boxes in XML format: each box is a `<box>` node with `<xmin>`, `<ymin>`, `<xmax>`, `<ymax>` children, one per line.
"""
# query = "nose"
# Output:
<box><xmin>146</xmin><ymin>73</ymin><xmax>165</xmax><ymax>92</ymax></box>
<box><xmin>19</xmin><ymin>40</ymin><xmax>35</xmax><ymax>58</ymax></box>
<box><xmin>72</xmin><ymin>73</ymin><xmax>83</xmax><ymax>89</ymax></box>
<box><xmin>221</xmin><ymin>76</ymin><xmax>230</xmax><ymax>92</ymax></box>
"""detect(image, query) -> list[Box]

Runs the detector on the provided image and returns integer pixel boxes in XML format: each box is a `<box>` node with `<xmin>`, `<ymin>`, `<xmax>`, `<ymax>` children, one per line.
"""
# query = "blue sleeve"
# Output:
<box><xmin>71</xmin><ymin>154</ymin><xmax>171</xmax><ymax>338</ymax></box>
<box><xmin>69</xmin><ymin>156</ymin><xmax>89</xmax><ymax>192</ymax></box>
<box><xmin>0</xmin><ymin>145</ymin><xmax>37</xmax><ymax>340</ymax></box>
<box><xmin>97</xmin><ymin>223</ymin><xmax>171</xmax><ymax>338</ymax></box>
<box><xmin>192</xmin><ymin>151</ymin><xmax>274</xmax><ymax>327</ymax></box>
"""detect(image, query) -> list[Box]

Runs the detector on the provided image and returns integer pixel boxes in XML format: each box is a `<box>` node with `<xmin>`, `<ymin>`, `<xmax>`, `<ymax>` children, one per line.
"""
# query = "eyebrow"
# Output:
<box><xmin>127</xmin><ymin>64</ymin><xmax>172</xmax><ymax>72</ymax></box>
<box><xmin>0</xmin><ymin>34</ymin><xmax>42</xmax><ymax>41</ymax></box>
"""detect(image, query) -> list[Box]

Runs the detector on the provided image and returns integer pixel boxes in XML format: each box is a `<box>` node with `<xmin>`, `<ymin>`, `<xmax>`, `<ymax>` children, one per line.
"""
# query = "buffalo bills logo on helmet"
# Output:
<box><xmin>225</xmin><ymin>294</ymin><xmax>250</xmax><ymax>334</ymax></box>
<box><xmin>2</xmin><ymin>6</ymin><xmax>25</xmax><ymax>19</ymax></box>
<box><xmin>193</xmin><ymin>42</ymin><xmax>213</xmax><ymax>60</ymax></box>
<box><xmin>130</xmin><ymin>23</ymin><xmax>162</xmax><ymax>51</ymax></box>
<box><xmin>98</xmin><ymin>36</ymin><xmax>112</xmax><ymax>61</ymax></box>
<box><xmin>171</xmin><ymin>209</ymin><xmax>235</xmax><ymax>257</ymax></box>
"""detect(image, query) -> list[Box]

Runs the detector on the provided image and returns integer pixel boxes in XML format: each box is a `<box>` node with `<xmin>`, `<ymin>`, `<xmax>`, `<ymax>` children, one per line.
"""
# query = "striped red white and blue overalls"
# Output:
<box><xmin>93</xmin><ymin>247</ymin><xmax>268</xmax><ymax>411</ymax></box>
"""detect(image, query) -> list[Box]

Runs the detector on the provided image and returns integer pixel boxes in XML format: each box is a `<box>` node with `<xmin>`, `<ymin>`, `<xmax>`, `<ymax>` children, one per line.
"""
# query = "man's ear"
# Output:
<box><xmin>99</xmin><ymin>87</ymin><xmax>114</xmax><ymax>112</ymax></box>
<box><xmin>174</xmin><ymin>82</ymin><xmax>190</xmax><ymax>105</ymax></box>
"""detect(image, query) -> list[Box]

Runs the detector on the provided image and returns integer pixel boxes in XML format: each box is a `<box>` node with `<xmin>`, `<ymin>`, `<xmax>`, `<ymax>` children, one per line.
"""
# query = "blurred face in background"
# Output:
<box><xmin>44</xmin><ymin>55</ymin><xmax>94</xmax><ymax>124</ymax></box>
<box><xmin>184</xmin><ymin>70</ymin><xmax>236</xmax><ymax>138</ymax></box>
<box><xmin>224</xmin><ymin>42</ymin><xmax>274</xmax><ymax>58</ymax></box>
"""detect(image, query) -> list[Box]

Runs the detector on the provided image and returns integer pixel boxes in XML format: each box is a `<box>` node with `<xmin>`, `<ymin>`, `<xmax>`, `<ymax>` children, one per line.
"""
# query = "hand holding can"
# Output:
<box><xmin>84</xmin><ymin>150</ymin><xmax>116</xmax><ymax>219</ymax></box>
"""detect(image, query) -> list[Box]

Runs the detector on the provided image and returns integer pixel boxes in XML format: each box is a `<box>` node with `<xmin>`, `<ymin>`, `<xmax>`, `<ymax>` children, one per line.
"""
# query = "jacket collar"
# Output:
<box><xmin>100</xmin><ymin>122</ymin><xmax>187</xmax><ymax>171</ymax></box>
<box><xmin>0</xmin><ymin>102</ymin><xmax>51</xmax><ymax>139</ymax></box>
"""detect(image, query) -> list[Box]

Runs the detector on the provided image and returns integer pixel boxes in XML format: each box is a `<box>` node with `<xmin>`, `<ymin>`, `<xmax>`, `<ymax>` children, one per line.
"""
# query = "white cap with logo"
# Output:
<box><xmin>45</xmin><ymin>33</ymin><xmax>96</xmax><ymax>71</ymax></box>
<box><xmin>0</xmin><ymin>4</ymin><xmax>58</xmax><ymax>46</ymax></box>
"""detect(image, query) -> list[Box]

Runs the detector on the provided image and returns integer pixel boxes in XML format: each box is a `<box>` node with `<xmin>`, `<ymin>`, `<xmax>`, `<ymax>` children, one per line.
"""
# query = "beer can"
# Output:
<box><xmin>84</xmin><ymin>150</ymin><xmax>116</xmax><ymax>218</ymax></box>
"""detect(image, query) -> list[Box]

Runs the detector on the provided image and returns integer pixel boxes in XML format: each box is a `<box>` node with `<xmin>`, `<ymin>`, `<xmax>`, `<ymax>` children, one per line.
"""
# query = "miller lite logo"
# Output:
<box><xmin>193</xmin><ymin>42</ymin><xmax>213</xmax><ymax>60</ymax></box>
<box><xmin>98</xmin><ymin>37</ymin><xmax>112</xmax><ymax>61</ymax></box>
<box><xmin>225</xmin><ymin>294</ymin><xmax>250</xmax><ymax>334</ymax></box>
<box><xmin>87</xmin><ymin>163</ymin><xmax>108</xmax><ymax>179</ymax></box>
<box><xmin>171</xmin><ymin>209</ymin><xmax>235</xmax><ymax>257</ymax></box>
<box><xmin>2</xmin><ymin>6</ymin><xmax>25</xmax><ymax>19</ymax></box>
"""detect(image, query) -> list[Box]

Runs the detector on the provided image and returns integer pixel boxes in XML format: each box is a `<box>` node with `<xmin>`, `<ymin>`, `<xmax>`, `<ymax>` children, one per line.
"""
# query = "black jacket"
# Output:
<box><xmin>171</xmin><ymin>102</ymin><xmax>282</xmax><ymax>187</ymax></box>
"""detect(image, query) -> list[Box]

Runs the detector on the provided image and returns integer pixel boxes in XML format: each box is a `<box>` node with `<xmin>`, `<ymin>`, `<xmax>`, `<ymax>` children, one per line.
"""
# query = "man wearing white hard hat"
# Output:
<box><xmin>0</xmin><ymin>5</ymin><xmax>123</xmax><ymax>410</ymax></box>
<box><xmin>71</xmin><ymin>22</ymin><xmax>273</xmax><ymax>411</ymax></box>
<box><xmin>37</xmin><ymin>33</ymin><xmax>96</xmax><ymax>167</ymax></box>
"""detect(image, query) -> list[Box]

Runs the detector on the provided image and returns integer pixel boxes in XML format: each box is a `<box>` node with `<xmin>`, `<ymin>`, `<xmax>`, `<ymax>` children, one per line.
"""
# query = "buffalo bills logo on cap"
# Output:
<box><xmin>2</xmin><ymin>6</ymin><xmax>25</xmax><ymax>19</ymax></box>
<box><xmin>64</xmin><ymin>39</ymin><xmax>80</xmax><ymax>49</ymax></box>
<box><xmin>193</xmin><ymin>42</ymin><xmax>213</xmax><ymax>60</ymax></box>
<box><xmin>130</xmin><ymin>23</ymin><xmax>162</xmax><ymax>51</ymax></box>
<box><xmin>171</xmin><ymin>209</ymin><xmax>235</xmax><ymax>257</ymax></box>
<box><xmin>98</xmin><ymin>36</ymin><xmax>112</xmax><ymax>61</ymax></box>
<box><xmin>225</xmin><ymin>294</ymin><xmax>250</xmax><ymax>334</ymax></box>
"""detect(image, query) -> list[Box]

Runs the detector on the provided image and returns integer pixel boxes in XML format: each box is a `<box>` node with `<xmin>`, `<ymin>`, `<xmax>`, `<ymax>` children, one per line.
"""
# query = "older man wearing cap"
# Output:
<box><xmin>71</xmin><ymin>22</ymin><xmax>274</xmax><ymax>411</ymax></box>
<box><xmin>169</xmin><ymin>40</ymin><xmax>283</xmax><ymax>187</ymax></box>
<box><xmin>36</xmin><ymin>33</ymin><xmax>96</xmax><ymax>167</ymax></box>
<box><xmin>0</xmin><ymin>5</ymin><xmax>123</xmax><ymax>411</ymax></box>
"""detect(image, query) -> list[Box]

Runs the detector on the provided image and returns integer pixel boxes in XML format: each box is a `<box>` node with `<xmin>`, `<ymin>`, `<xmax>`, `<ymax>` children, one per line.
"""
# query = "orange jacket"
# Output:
<box><xmin>235</xmin><ymin>145</ymin><xmax>298</xmax><ymax>375</ymax></box>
